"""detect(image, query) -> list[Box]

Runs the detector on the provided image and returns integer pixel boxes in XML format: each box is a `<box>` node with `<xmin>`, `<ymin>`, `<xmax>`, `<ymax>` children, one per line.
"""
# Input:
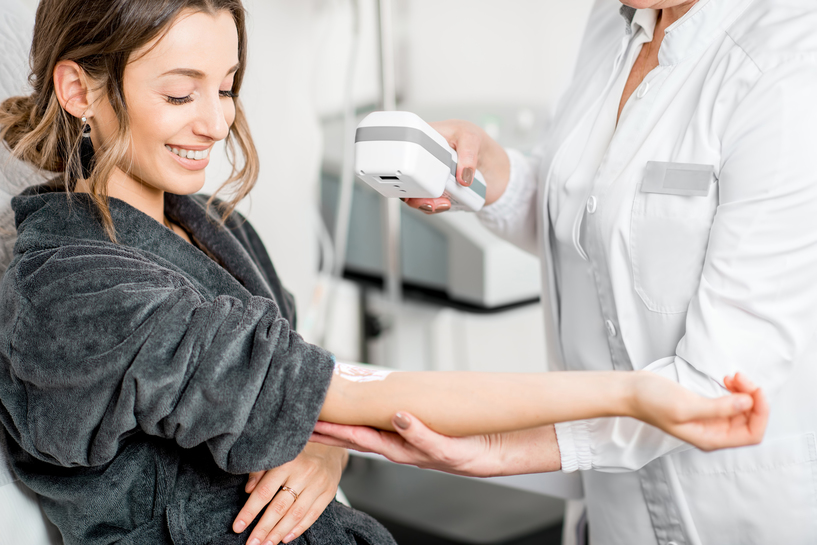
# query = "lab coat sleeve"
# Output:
<box><xmin>555</xmin><ymin>62</ymin><xmax>817</xmax><ymax>472</ymax></box>
<box><xmin>1</xmin><ymin>246</ymin><xmax>334</xmax><ymax>475</ymax></box>
<box><xmin>476</xmin><ymin>148</ymin><xmax>542</xmax><ymax>256</ymax></box>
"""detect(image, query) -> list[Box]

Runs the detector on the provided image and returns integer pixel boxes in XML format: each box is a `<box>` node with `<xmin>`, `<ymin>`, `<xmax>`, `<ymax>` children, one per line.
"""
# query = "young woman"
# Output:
<box><xmin>0</xmin><ymin>1</ymin><xmax>766</xmax><ymax>545</ymax></box>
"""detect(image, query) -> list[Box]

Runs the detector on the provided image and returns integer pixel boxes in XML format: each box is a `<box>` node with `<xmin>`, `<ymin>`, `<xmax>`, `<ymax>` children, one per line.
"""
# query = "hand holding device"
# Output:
<box><xmin>354</xmin><ymin>111</ymin><xmax>488</xmax><ymax>212</ymax></box>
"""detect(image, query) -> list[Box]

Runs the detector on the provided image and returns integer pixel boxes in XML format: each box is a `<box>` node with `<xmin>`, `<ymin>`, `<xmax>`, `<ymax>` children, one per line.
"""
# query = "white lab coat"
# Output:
<box><xmin>478</xmin><ymin>0</ymin><xmax>817</xmax><ymax>543</ymax></box>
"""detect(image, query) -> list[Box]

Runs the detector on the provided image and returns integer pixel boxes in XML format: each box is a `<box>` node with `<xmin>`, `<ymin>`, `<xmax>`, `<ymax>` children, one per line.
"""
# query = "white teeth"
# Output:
<box><xmin>166</xmin><ymin>145</ymin><xmax>210</xmax><ymax>161</ymax></box>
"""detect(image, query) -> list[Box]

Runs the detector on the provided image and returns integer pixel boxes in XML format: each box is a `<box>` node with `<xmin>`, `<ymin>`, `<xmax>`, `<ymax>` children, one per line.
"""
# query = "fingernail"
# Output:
<box><xmin>234</xmin><ymin>520</ymin><xmax>246</xmax><ymax>533</ymax></box>
<box><xmin>394</xmin><ymin>412</ymin><xmax>411</xmax><ymax>430</ymax></box>
<box><xmin>248</xmin><ymin>539</ymin><xmax>261</xmax><ymax>545</ymax></box>
<box><xmin>734</xmin><ymin>397</ymin><xmax>752</xmax><ymax>411</ymax></box>
<box><xmin>263</xmin><ymin>540</ymin><xmax>274</xmax><ymax>545</ymax></box>
<box><xmin>419</xmin><ymin>204</ymin><xmax>433</xmax><ymax>212</ymax></box>
<box><xmin>462</xmin><ymin>168</ymin><xmax>474</xmax><ymax>186</ymax></box>
<box><xmin>436</xmin><ymin>203</ymin><xmax>450</xmax><ymax>212</ymax></box>
<box><xmin>284</xmin><ymin>534</ymin><xmax>296</xmax><ymax>543</ymax></box>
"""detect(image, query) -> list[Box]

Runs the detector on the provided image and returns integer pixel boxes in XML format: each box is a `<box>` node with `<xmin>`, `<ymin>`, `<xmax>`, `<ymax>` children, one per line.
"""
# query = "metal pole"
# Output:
<box><xmin>377</xmin><ymin>0</ymin><xmax>402</xmax><ymax>364</ymax></box>
<box><xmin>378</xmin><ymin>0</ymin><xmax>402</xmax><ymax>306</ymax></box>
<box><xmin>332</xmin><ymin>0</ymin><xmax>361</xmax><ymax>279</ymax></box>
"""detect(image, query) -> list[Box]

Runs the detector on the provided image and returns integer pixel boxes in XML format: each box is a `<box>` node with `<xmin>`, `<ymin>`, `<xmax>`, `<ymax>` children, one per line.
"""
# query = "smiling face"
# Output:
<box><xmin>91</xmin><ymin>9</ymin><xmax>240</xmax><ymax>198</ymax></box>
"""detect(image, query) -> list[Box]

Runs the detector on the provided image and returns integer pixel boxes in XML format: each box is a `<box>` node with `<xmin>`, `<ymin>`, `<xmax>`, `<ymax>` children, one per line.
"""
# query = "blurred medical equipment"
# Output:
<box><xmin>322</xmin><ymin>106</ymin><xmax>542</xmax><ymax>309</ymax></box>
<box><xmin>355</xmin><ymin>111</ymin><xmax>487</xmax><ymax>212</ymax></box>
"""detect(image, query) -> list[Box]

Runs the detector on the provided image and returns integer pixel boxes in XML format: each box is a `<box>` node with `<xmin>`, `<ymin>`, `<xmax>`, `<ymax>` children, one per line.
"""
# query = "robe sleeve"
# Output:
<box><xmin>0</xmin><ymin>243</ymin><xmax>334</xmax><ymax>474</ymax></box>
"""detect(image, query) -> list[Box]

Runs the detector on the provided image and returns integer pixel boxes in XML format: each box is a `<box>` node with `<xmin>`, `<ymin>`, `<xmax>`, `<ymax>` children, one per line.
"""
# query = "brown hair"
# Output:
<box><xmin>0</xmin><ymin>0</ymin><xmax>258</xmax><ymax>241</ymax></box>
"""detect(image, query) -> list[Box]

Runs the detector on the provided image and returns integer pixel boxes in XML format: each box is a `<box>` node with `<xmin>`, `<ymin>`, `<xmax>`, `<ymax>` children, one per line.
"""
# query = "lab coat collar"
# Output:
<box><xmin>621</xmin><ymin>5</ymin><xmax>658</xmax><ymax>42</ymax></box>
<box><xmin>662</xmin><ymin>0</ymin><xmax>754</xmax><ymax>65</ymax></box>
<box><xmin>621</xmin><ymin>0</ymin><xmax>754</xmax><ymax>66</ymax></box>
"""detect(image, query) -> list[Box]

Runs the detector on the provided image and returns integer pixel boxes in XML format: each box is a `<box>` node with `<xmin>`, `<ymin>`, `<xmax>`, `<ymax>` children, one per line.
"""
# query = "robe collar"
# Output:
<box><xmin>12</xmin><ymin>186</ymin><xmax>279</xmax><ymax>311</ymax></box>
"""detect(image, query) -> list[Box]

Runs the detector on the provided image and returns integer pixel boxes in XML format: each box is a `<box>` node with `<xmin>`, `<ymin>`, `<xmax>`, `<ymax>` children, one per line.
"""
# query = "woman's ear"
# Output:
<box><xmin>53</xmin><ymin>60</ymin><xmax>92</xmax><ymax>119</ymax></box>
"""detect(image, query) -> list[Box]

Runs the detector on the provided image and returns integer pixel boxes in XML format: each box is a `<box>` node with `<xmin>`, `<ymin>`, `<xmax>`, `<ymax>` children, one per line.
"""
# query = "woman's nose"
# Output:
<box><xmin>193</xmin><ymin>93</ymin><xmax>231</xmax><ymax>141</ymax></box>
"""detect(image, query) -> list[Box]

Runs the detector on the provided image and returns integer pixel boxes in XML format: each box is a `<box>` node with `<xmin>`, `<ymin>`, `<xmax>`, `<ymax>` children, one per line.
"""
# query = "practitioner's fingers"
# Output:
<box><xmin>308</xmin><ymin>431</ymin><xmax>359</xmax><ymax>450</ymax></box>
<box><xmin>428</xmin><ymin>120</ymin><xmax>483</xmax><ymax>187</ymax></box>
<box><xmin>311</xmin><ymin>422</ymin><xmax>404</xmax><ymax>458</ymax></box>
<box><xmin>401</xmin><ymin>196</ymin><xmax>452</xmax><ymax>214</ymax></box>
<box><xmin>390</xmin><ymin>412</ymin><xmax>449</xmax><ymax>461</ymax></box>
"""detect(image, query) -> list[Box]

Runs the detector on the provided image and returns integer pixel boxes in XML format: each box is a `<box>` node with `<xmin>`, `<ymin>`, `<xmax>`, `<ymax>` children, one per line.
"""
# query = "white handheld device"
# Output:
<box><xmin>354</xmin><ymin>111</ymin><xmax>487</xmax><ymax>212</ymax></box>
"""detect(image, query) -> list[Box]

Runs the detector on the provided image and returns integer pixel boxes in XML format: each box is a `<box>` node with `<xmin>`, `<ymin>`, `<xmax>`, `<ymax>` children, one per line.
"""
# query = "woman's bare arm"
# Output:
<box><xmin>318</xmin><ymin>364</ymin><xmax>764</xmax><ymax>449</ymax></box>
<box><xmin>313</xmin><ymin>373</ymin><xmax>768</xmax><ymax>476</ymax></box>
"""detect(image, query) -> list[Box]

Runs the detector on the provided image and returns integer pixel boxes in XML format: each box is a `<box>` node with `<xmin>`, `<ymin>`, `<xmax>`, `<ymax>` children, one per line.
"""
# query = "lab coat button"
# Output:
<box><xmin>637</xmin><ymin>81</ymin><xmax>650</xmax><ymax>99</ymax></box>
<box><xmin>586</xmin><ymin>196</ymin><xmax>597</xmax><ymax>214</ymax></box>
<box><xmin>605</xmin><ymin>320</ymin><xmax>617</xmax><ymax>337</ymax></box>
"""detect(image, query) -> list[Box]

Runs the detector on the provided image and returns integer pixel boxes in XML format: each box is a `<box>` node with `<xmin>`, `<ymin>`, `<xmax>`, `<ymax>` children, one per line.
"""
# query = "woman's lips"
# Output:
<box><xmin>165</xmin><ymin>144</ymin><xmax>210</xmax><ymax>170</ymax></box>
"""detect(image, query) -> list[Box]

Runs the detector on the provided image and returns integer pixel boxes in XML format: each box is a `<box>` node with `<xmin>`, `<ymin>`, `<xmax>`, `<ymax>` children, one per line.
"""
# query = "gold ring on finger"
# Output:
<box><xmin>280</xmin><ymin>486</ymin><xmax>299</xmax><ymax>501</ymax></box>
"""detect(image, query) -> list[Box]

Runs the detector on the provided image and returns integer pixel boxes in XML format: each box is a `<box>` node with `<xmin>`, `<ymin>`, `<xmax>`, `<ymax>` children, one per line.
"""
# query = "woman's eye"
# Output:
<box><xmin>219</xmin><ymin>90</ymin><xmax>236</xmax><ymax>99</ymax></box>
<box><xmin>166</xmin><ymin>95</ymin><xmax>193</xmax><ymax>105</ymax></box>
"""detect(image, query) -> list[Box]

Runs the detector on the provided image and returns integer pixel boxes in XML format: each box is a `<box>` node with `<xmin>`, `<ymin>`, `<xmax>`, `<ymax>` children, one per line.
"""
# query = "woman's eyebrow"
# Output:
<box><xmin>160</xmin><ymin>63</ymin><xmax>241</xmax><ymax>79</ymax></box>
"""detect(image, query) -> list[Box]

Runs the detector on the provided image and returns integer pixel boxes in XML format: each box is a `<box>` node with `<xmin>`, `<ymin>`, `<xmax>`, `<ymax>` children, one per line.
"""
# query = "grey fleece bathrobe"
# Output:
<box><xmin>0</xmin><ymin>185</ymin><xmax>396</xmax><ymax>545</ymax></box>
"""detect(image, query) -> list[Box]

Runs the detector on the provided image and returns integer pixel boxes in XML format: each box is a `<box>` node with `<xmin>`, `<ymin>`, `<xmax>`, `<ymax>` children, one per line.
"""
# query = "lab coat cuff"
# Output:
<box><xmin>554</xmin><ymin>420</ymin><xmax>593</xmax><ymax>472</ymax></box>
<box><xmin>477</xmin><ymin>148</ymin><xmax>532</xmax><ymax>224</ymax></box>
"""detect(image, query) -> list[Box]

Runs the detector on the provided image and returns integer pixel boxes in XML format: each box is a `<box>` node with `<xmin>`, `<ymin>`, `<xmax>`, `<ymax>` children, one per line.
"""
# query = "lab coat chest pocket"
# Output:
<box><xmin>630</xmin><ymin>162</ymin><xmax>718</xmax><ymax>314</ymax></box>
<box><xmin>672</xmin><ymin>433</ymin><xmax>817</xmax><ymax>544</ymax></box>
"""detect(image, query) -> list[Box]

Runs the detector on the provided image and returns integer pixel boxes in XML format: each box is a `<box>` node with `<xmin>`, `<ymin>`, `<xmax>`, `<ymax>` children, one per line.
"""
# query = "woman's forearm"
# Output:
<box><xmin>319</xmin><ymin>368</ymin><xmax>636</xmax><ymax>437</ymax></box>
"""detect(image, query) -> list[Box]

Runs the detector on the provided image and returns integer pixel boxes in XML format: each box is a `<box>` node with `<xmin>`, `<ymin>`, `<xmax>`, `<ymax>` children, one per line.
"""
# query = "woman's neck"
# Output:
<box><xmin>75</xmin><ymin>168</ymin><xmax>166</xmax><ymax>225</ymax></box>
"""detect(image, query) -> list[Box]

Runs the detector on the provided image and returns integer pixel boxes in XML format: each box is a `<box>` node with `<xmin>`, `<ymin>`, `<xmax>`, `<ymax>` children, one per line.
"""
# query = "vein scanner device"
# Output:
<box><xmin>354</xmin><ymin>111</ymin><xmax>487</xmax><ymax>212</ymax></box>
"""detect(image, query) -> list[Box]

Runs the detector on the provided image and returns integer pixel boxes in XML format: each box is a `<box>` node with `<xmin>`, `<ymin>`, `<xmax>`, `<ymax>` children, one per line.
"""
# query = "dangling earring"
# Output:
<box><xmin>79</xmin><ymin>115</ymin><xmax>95</xmax><ymax>179</ymax></box>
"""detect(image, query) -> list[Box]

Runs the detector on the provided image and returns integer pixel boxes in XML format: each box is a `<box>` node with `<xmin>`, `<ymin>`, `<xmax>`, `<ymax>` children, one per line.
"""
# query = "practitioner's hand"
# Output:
<box><xmin>232</xmin><ymin>443</ymin><xmax>348</xmax><ymax>544</ymax></box>
<box><xmin>632</xmin><ymin>372</ymin><xmax>769</xmax><ymax>451</ymax></box>
<box><xmin>402</xmin><ymin>119</ymin><xmax>510</xmax><ymax>214</ymax></box>
<box><xmin>311</xmin><ymin>413</ymin><xmax>561</xmax><ymax>477</ymax></box>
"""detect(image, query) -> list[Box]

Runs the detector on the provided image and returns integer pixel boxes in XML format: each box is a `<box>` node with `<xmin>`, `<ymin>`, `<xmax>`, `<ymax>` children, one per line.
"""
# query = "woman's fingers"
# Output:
<box><xmin>254</xmin><ymin>482</ymin><xmax>332</xmax><ymax>545</ymax></box>
<box><xmin>277</xmin><ymin>488</ymin><xmax>337</xmax><ymax>544</ymax></box>
<box><xmin>746</xmin><ymin>381</ymin><xmax>770</xmax><ymax>441</ymax></box>
<box><xmin>246</xmin><ymin>484</ymin><xmax>301</xmax><ymax>545</ymax></box>
<box><xmin>246</xmin><ymin>470</ymin><xmax>266</xmax><ymax>493</ymax></box>
<box><xmin>233</xmin><ymin>468</ymin><xmax>288</xmax><ymax>534</ymax></box>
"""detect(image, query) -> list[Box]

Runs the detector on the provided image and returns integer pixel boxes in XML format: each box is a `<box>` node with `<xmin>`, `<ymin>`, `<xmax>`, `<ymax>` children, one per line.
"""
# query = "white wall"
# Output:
<box><xmin>204</xmin><ymin>0</ymin><xmax>340</xmax><ymax>316</ymax></box>
<box><xmin>398</xmin><ymin>0</ymin><xmax>594</xmax><ymax>110</ymax></box>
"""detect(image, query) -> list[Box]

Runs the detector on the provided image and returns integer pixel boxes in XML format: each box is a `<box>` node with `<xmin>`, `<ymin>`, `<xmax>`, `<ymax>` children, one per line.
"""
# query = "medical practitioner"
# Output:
<box><xmin>313</xmin><ymin>0</ymin><xmax>817</xmax><ymax>543</ymax></box>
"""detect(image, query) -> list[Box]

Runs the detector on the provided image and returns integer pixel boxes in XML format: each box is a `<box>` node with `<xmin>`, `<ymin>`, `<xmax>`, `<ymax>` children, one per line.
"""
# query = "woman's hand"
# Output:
<box><xmin>311</xmin><ymin>414</ymin><xmax>562</xmax><ymax>477</ymax></box>
<box><xmin>232</xmin><ymin>443</ymin><xmax>348</xmax><ymax>545</ymax></box>
<box><xmin>631</xmin><ymin>372</ymin><xmax>769</xmax><ymax>451</ymax></box>
<box><xmin>403</xmin><ymin>119</ymin><xmax>511</xmax><ymax>214</ymax></box>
